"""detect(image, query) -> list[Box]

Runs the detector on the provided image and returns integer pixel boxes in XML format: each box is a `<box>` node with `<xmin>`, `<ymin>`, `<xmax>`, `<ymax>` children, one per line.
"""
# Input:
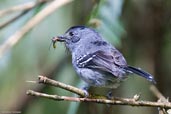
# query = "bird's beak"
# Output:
<box><xmin>51</xmin><ymin>36</ymin><xmax>66</xmax><ymax>49</ymax></box>
<box><xmin>52</xmin><ymin>36</ymin><xmax>66</xmax><ymax>42</ymax></box>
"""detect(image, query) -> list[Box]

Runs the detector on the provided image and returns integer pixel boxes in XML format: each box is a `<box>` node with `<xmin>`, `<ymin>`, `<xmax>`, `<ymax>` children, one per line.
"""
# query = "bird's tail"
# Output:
<box><xmin>124</xmin><ymin>66</ymin><xmax>156</xmax><ymax>84</ymax></box>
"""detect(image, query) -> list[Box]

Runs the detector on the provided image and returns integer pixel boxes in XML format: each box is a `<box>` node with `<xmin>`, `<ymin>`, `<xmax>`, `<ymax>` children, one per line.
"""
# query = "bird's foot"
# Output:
<box><xmin>81</xmin><ymin>86</ymin><xmax>90</xmax><ymax>97</ymax></box>
<box><xmin>106</xmin><ymin>90</ymin><xmax>113</xmax><ymax>99</ymax></box>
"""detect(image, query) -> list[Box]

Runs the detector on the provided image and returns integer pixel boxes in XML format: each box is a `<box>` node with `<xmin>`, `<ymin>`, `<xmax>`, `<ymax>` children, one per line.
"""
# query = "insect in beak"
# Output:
<box><xmin>51</xmin><ymin>37</ymin><xmax>58</xmax><ymax>48</ymax></box>
<box><xmin>49</xmin><ymin>36</ymin><xmax>66</xmax><ymax>50</ymax></box>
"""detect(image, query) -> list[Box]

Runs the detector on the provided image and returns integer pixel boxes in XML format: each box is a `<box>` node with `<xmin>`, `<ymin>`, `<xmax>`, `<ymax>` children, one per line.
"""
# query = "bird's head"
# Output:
<box><xmin>52</xmin><ymin>26</ymin><xmax>103</xmax><ymax>52</ymax></box>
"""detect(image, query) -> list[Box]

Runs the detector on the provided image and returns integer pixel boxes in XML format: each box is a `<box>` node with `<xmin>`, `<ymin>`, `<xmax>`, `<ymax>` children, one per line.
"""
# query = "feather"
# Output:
<box><xmin>124</xmin><ymin>66</ymin><xmax>156</xmax><ymax>84</ymax></box>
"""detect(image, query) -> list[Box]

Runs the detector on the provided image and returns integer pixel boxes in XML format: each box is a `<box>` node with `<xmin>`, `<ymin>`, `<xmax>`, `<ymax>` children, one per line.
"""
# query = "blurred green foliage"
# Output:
<box><xmin>0</xmin><ymin>0</ymin><xmax>171</xmax><ymax>114</ymax></box>
<box><xmin>88</xmin><ymin>0</ymin><xmax>125</xmax><ymax>47</ymax></box>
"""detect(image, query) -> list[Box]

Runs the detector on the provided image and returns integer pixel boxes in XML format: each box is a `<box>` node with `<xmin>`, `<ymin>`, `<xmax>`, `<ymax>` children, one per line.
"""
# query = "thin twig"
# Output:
<box><xmin>0</xmin><ymin>0</ymin><xmax>72</xmax><ymax>58</ymax></box>
<box><xmin>0</xmin><ymin>10</ymin><xmax>29</xmax><ymax>29</ymax></box>
<box><xmin>38</xmin><ymin>75</ymin><xmax>87</xmax><ymax>97</ymax></box>
<box><xmin>0</xmin><ymin>0</ymin><xmax>47</xmax><ymax>17</ymax></box>
<box><xmin>150</xmin><ymin>85</ymin><xmax>168</xmax><ymax>102</ymax></box>
<box><xmin>30</xmin><ymin>76</ymin><xmax>142</xmax><ymax>101</ymax></box>
<box><xmin>26</xmin><ymin>90</ymin><xmax>171</xmax><ymax>108</ymax></box>
<box><xmin>37</xmin><ymin>75</ymin><xmax>140</xmax><ymax>100</ymax></box>
<box><xmin>150</xmin><ymin>85</ymin><xmax>169</xmax><ymax>114</ymax></box>
<box><xmin>0</xmin><ymin>0</ymin><xmax>48</xmax><ymax>29</ymax></box>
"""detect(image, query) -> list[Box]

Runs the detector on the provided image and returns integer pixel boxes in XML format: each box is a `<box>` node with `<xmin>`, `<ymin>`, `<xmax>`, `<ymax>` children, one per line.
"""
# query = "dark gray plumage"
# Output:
<box><xmin>52</xmin><ymin>26</ymin><xmax>156</xmax><ymax>88</ymax></box>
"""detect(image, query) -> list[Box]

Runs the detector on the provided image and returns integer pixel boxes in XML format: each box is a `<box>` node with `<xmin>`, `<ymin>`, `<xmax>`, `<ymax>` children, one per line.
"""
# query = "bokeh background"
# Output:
<box><xmin>0</xmin><ymin>0</ymin><xmax>171</xmax><ymax>114</ymax></box>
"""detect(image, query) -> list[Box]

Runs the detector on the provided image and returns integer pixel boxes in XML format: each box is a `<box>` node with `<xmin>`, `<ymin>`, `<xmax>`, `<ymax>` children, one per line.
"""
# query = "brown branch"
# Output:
<box><xmin>0</xmin><ymin>0</ymin><xmax>47</xmax><ymax>17</ymax></box>
<box><xmin>38</xmin><ymin>75</ymin><xmax>86</xmax><ymax>97</ymax></box>
<box><xmin>150</xmin><ymin>85</ymin><xmax>169</xmax><ymax>114</ymax></box>
<box><xmin>0</xmin><ymin>0</ymin><xmax>72</xmax><ymax>58</ymax></box>
<box><xmin>27</xmin><ymin>75</ymin><xmax>171</xmax><ymax>109</ymax></box>
<box><xmin>26</xmin><ymin>89</ymin><xmax>171</xmax><ymax>108</ymax></box>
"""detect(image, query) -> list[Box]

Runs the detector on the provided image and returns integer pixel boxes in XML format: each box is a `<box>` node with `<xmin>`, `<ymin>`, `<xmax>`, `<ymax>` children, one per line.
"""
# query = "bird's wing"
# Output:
<box><xmin>76</xmin><ymin>50</ymin><xmax>127</xmax><ymax>76</ymax></box>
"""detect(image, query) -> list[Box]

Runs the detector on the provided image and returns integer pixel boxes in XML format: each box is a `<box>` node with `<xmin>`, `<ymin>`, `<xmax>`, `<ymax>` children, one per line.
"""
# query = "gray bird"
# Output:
<box><xmin>52</xmin><ymin>26</ymin><xmax>155</xmax><ymax>89</ymax></box>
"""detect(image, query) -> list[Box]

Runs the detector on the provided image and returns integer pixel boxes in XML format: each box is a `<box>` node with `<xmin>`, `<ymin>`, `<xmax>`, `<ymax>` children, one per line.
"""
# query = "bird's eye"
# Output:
<box><xmin>69</xmin><ymin>32</ymin><xmax>74</xmax><ymax>36</ymax></box>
